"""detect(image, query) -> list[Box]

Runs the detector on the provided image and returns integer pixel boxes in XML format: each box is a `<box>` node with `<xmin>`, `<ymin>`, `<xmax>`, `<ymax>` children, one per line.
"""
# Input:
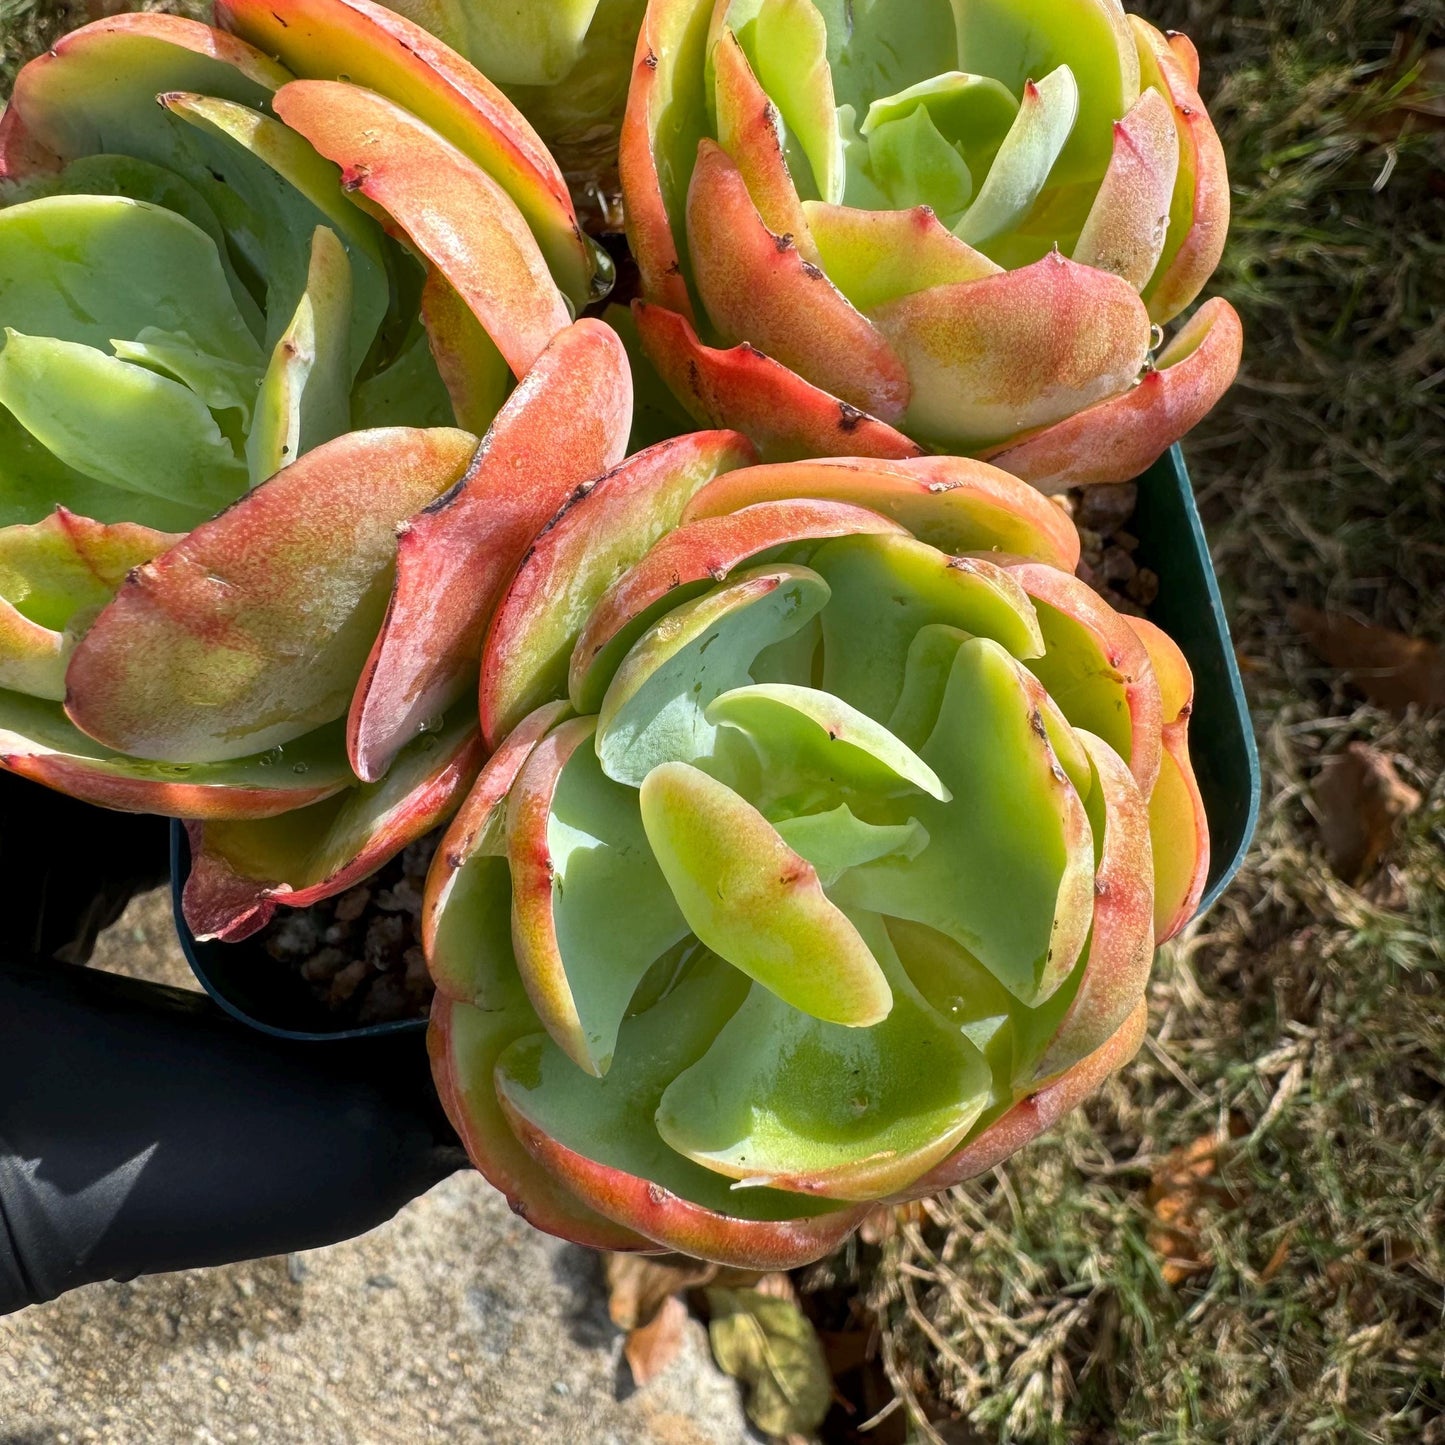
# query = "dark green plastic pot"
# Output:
<box><xmin>171</xmin><ymin>443</ymin><xmax>1261</xmax><ymax>1041</ymax></box>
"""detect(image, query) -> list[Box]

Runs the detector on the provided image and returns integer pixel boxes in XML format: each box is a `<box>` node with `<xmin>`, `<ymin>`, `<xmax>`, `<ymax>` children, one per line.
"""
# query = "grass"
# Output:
<box><xmin>3</xmin><ymin>0</ymin><xmax>1443</xmax><ymax>1440</ymax></box>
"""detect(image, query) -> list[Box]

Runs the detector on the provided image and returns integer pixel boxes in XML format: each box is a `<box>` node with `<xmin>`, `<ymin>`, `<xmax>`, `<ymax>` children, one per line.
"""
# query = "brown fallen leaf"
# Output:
<box><xmin>1313</xmin><ymin>742</ymin><xmax>1422</xmax><ymax>883</ymax></box>
<box><xmin>605</xmin><ymin>1252</ymin><xmax>715</xmax><ymax>1331</ymax></box>
<box><xmin>1289</xmin><ymin>605</ymin><xmax>1445</xmax><ymax>711</ymax></box>
<box><xmin>707</xmin><ymin>1286</ymin><xmax>832</xmax><ymax>1438</ymax></box>
<box><xmin>1145</xmin><ymin>1119</ymin><xmax>1248</xmax><ymax>1286</ymax></box>
<box><xmin>625</xmin><ymin>1293</ymin><xmax>689</xmax><ymax>1387</ymax></box>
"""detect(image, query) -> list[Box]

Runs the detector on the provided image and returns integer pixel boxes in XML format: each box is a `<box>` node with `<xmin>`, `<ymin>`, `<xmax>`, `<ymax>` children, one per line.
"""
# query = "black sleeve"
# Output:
<box><xmin>0</xmin><ymin>774</ymin><xmax>463</xmax><ymax>1315</ymax></box>
<box><xmin>0</xmin><ymin>957</ymin><xmax>465</xmax><ymax>1313</ymax></box>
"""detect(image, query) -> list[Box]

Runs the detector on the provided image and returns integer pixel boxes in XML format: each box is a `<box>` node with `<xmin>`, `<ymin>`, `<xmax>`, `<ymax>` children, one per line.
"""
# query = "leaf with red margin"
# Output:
<box><xmin>893</xmin><ymin>1000</ymin><xmax>1149</xmax><ymax>1200</ymax></box>
<box><xmin>64</xmin><ymin>426</ymin><xmax>479</xmax><ymax>764</ymax></box>
<box><xmin>0</xmin><ymin>692</ymin><xmax>352</xmax><ymax>819</ymax></box>
<box><xmin>182</xmin><ymin>708</ymin><xmax>485</xmax><ymax>942</ymax></box>
<box><xmin>482</xmin><ymin>430</ymin><xmax>757</xmax><ymax>747</ymax></box>
<box><xmin>0</xmin><ymin>509</ymin><xmax>180</xmax><ymax>702</ymax></box>
<box><xmin>1022</xmin><ymin>731</ymin><xmax>1154</xmax><ymax>1085</ymax></box>
<box><xmin>430</xmin><ymin>995</ymin><xmax>659</xmax><ymax>1253</ymax></box>
<box><xmin>711</xmin><ymin>27</ymin><xmax>817</xmax><ymax>262</ymax></box>
<box><xmin>997</xmin><ymin>557</ymin><xmax>1163</xmax><ymax>795</ymax></box>
<box><xmin>4</xmin><ymin>14</ymin><xmax>287</xmax><ymax>174</ymax></box>
<box><xmin>871</xmin><ymin>249</ymin><xmax>1152</xmax><ymax>451</ymax></box>
<box><xmin>1124</xmin><ymin>614</ymin><xmax>1209</xmax><ymax>941</ymax></box>
<box><xmin>216</xmin><ymin>0</ymin><xmax>601</xmax><ymax>309</ymax></box>
<box><xmin>633</xmin><ymin>302</ymin><xmax>921</xmax><ymax>463</ymax></box>
<box><xmin>686</xmin><ymin>139</ymin><xmax>909</xmax><ymax>422</ymax></box>
<box><xmin>985</xmin><ymin>297</ymin><xmax>1243</xmax><ymax>491</ymax></box>
<box><xmin>1073</xmin><ymin>87</ymin><xmax>1179</xmax><ymax>290</ymax></box>
<box><xmin>424</xmin><ymin>700</ymin><xmax>571</xmax><ymax>1002</ymax></box>
<box><xmin>494</xmin><ymin>958</ymin><xmax>868</xmax><ymax>1269</ymax></box>
<box><xmin>681</xmin><ymin>454</ymin><xmax>1081</xmax><ymax>570</ymax></box>
<box><xmin>1132</xmin><ymin>16</ymin><xmax>1231</xmax><ymax>325</ymax></box>
<box><xmin>348</xmin><ymin>320</ymin><xmax>631</xmax><ymax>782</ymax></box>
<box><xmin>272</xmin><ymin>80</ymin><xmax>570</xmax><ymax>381</ymax></box>
<box><xmin>618</xmin><ymin>0</ymin><xmax>712</xmax><ymax>320</ymax></box>
<box><xmin>567</xmin><ymin>500</ymin><xmax>907</xmax><ymax>717</ymax></box>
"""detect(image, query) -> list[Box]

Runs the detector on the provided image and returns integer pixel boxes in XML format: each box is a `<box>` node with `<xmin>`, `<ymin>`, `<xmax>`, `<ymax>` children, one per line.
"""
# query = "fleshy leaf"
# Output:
<box><xmin>486</xmin><ymin>429</ymin><xmax>758</xmax><ymax>743</ymax></box>
<box><xmin>246</xmin><ymin>225</ymin><xmax>354</xmax><ymax>487</ymax></box>
<box><xmin>809</xmin><ymin>533</ymin><xmax>1042</xmax><ymax>724</ymax></box>
<box><xmin>657</xmin><ymin>910</ymin><xmax>988</xmax><ymax>1198</ymax></box>
<box><xmin>639</xmin><ymin>761</ymin><xmax>891</xmax><ymax>1027</ymax></box>
<box><xmin>0</xmin><ymin>192</ymin><xmax>262</xmax><ymax>367</ymax></box>
<box><xmin>272</xmin><ymin>79</ymin><xmax>570</xmax><ymax>380</ymax></box>
<box><xmin>65</xmin><ymin>426</ymin><xmax>478</xmax><ymax>762</ymax></box>
<box><xmin>594</xmin><ymin>564</ymin><xmax>830</xmax><ymax>787</ymax></box>
<box><xmin>182</xmin><ymin>708</ymin><xmax>485</xmax><ymax>942</ymax></box>
<box><xmin>569</xmin><ymin>499</ymin><xmax>904</xmax><ymax>718</ymax></box>
<box><xmin>507</xmin><ymin>717</ymin><xmax>690</xmax><ymax>1077</ymax></box>
<box><xmin>0</xmin><ymin>330</ymin><xmax>247</xmax><ymax>515</ymax></box>
<box><xmin>218</xmin><ymin>0</ymin><xmax>604</xmax><ymax>309</ymax></box>
<box><xmin>432</xmin><ymin>995</ymin><xmax>655</xmax><ymax>1251</ymax></box>
<box><xmin>705</xmin><ymin>683</ymin><xmax>948</xmax><ymax>802</ymax></box>
<box><xmin>0</xmin><ymin>690</ymin><xmax>352</xmax><ymax>819</ymax></box>
<box><xmin>954</xmin><ymin>67</ymin><xmax>1078</xmax><ymax>248</ymax></box>
<box><xmin>348</xmin><ymin>318</ymin><xmax>630</xmax><ymax>782</ymax></box>
<box><xmin>494</xmin><ymin>955</ymin><xmax>863</xmax><ymax>1265</ymax></box>
<box><xmin>830</xmin><ymin>637</ymin><xmax>1095</xmax><ymax>1007</ymax></box>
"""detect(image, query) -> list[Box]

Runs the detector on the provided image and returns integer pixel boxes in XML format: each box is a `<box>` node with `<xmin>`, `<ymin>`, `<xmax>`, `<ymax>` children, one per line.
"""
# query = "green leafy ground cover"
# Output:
<box><xmin>3</xmin><ymin>1</ymin><xmax>1442</xmax><ymax>1440</ymax></box>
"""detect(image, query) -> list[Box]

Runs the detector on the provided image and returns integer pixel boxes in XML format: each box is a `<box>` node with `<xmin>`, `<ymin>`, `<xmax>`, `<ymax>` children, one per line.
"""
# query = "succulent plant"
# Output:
<box><xmin>620</xmin><ymin>0</ymin><xmax>1244</xmax><ymax>486</ymax></box>
<box><xmin>0</xmin><ymin>0</ymin><xmax>640</xmax><ymax>919</ymax></box>
<box><xmin>377</xmin><ymin>0</ymin><xmax>650</xmax><ymax>201</ymax></box>
<box><xmin>425</xmin><ymin>442</ymin><xmax>1209</xmax><ymax>1265</ymax></box>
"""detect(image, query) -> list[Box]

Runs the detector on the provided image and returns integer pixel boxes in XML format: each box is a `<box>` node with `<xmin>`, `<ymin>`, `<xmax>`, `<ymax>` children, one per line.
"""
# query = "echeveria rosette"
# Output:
<box><xmin>376</xmin><ymin>0</ymin><xmax>649</xmax><ymax>203</ymax></box>
<box><xmin>0</xmin><ymin>0</ymin><xmax>638</xmax><ymax>933</ymax></box>
<box><xmin>424</xmin><ymin>443</ymin><xmax>1210</xmax><ymax>1267</ymax></box>
<box><xmin>620</xmin><ymin>0</ymin><xmax>1244</xmax><ymax>486</ymax></box>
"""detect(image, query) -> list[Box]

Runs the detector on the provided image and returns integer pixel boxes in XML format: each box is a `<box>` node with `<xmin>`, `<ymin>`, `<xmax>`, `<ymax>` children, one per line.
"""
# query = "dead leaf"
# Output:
<box><xmin>1289</xmin><ymin>605</ymin><xmax>1445</xmax><ymax>711</ymax></box>
<box><xmin>1313</xmin><ymin>742</ymin><xmax>1422</xmax><ymax>883</ymax></box>
<box><xmin>1145</xmin><ymin>1120</ymin><xmax>1248</xmax><ymax>1285</ymax></box>
<box><xmin>625</xmin><ymin>1293</ymin><xmax>689</xmax><ymax>1387</ymax></box>
<box><xmin>707</xmin><ymin>1286</ymin><xmax>832</xmax><ymax>1438</ymax></box>
<box><xmin>605</xmin><ymin>1252</ymin><xmax>715</xmax><ymax>1331</ymax></box>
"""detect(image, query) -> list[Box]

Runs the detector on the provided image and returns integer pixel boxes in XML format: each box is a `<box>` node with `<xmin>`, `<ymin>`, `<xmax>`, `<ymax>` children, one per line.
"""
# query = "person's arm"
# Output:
<box><xmin>0</xmin><ymin>775</ymin><xmax>464</xmax><ymax>1314</ymax></box>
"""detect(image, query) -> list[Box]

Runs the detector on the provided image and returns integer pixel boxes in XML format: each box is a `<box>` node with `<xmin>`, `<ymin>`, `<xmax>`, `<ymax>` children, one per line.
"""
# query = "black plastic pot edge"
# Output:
<box><xmin>171</xmin><ymin>442</ymin><xmax>1261</xmax><ymax>1042</ymax></box>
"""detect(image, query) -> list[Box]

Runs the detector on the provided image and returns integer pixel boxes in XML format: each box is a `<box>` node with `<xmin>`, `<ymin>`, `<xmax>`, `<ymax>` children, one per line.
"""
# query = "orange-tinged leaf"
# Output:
<box><xmin>348</xmin><ymin>319</ymin><xmax>631</xmax><ymax>782</ymax></box>
<box><xmin>65</xmin><ymin>427</ymin><xmax>478</xmax><ymax>763</ymax></box>
<box><xmin>633</xmin><ymin>302</ymin><xmax>921</xmax><ymax>463</ymax></box>
<box><xmin>272</xmin><ymin>80</ymin><xmax>570</xmax><ymax>379</ymax></box>
<box><xmin>986</xmin><ymin>297</ymin><xmax>1243</xmax><ymax>491</ymax></box>
<box><xmin>181</xmin><ymin>710</ymin><xmax>485</xmax><ymax>942</ymax></box>
<box><xmin>687</xmin><ymin>139</ymin><xmax>908</xmax><ymax>422</ymax></box>
<box><xmin>216</xmin><ymin>0</ymin><xmax>598</xmax><ymax>308</ymax></box>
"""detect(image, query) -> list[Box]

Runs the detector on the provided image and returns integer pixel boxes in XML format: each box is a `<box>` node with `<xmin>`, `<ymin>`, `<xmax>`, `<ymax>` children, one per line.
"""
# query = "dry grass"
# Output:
<box><xmin>3</xmin><ymin>0</ymin><xmax>1443</xmax><ymax>1439</ymax></box>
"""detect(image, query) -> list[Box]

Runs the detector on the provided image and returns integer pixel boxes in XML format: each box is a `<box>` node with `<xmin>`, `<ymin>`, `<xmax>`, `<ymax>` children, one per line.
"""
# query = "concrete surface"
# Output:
<box><xmin>0</xmin><ymin>891</ymin><xmax>755</xmax><ymax>1445</ymax></box>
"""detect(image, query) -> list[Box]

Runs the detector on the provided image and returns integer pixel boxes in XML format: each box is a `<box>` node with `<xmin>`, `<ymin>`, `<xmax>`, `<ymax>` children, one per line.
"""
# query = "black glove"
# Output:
<box><xmin>0</xmin><ymin>773</ymin><xmax>465</xmax><ymax>1315</ymax></box>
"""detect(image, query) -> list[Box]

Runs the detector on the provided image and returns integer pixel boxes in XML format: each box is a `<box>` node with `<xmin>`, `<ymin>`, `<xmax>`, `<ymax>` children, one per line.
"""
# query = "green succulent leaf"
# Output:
<box><xmin>595</xmin><ymin>564</ymin><xmax>830</xmax><ymax>789</ymax></box>
<box><xmin>0</xmin><ymin>331</ymin><xmax>247</xmax><ymax>514</ymax></box>
<box><xmin>495</xmin><ymin>956</ymin><xmax>846</xmax><ymax>1221</ymax></box>
<box><xmin>656</xmin><ymin>909</ymin><xmax>990</xmax><ymax>1197</ymax></box>
<box><xmin>810</xmin><ymin>533</ymin><xmax>1043</xmax><ymax>724</ymax></box>
<box><xmin>639</xmin><ymin>760</ymin><xmax>893</xmax><ymax>1027</ymax></box>
<box><xmin>830</xmin><ymin>636</ymin><xmax>1094</xmax><ymax>1006</ymax></box>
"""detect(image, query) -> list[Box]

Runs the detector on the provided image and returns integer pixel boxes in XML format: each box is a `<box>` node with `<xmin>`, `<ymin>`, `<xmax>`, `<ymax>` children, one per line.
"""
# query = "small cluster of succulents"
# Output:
<box><xmin>0</xmin><ymin>0</ymin><xmax>1233</xmax><ymax>1265</ymax></box>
